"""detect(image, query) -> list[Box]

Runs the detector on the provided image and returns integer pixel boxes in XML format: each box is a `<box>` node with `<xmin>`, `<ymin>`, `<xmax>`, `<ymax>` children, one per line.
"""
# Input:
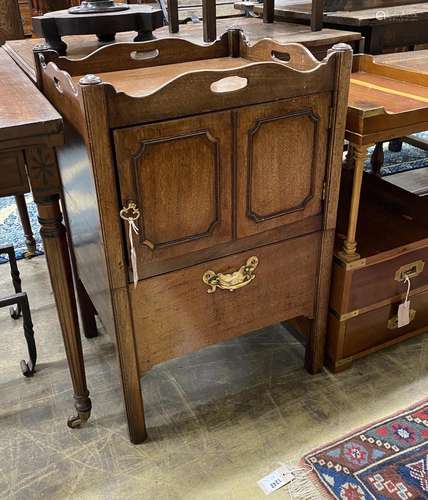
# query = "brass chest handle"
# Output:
<box><xmin>394</xmin><ymin>260</ymin><xmax>425</xmax><ymax>282</ymax></box>
<box><xmin>202</xmin><ymin>256</ymin><xmax>258</xmax><ymax>294</ymax></box>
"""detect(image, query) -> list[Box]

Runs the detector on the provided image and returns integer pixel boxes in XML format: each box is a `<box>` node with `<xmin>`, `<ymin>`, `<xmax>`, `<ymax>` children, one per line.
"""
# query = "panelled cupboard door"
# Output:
<box><xmin>236</xmin><ymin>94</ymin><xmax>331</xmax><ymax>238</ymax></box>
<box><xmin>114</xmin><ymin>112</ymin><xmax>233</xmax><ymax>268</ymax></box>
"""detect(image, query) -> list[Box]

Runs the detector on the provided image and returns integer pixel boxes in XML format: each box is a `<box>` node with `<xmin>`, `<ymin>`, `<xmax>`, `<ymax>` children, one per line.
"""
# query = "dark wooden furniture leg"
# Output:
<box><xmin>167</xmin><ymin>0</ymin><xmax>179</xmax><ymax>33</ymax></box>
<box><xmin>389</xmin><ymin>139</ymin><xmax>403</xmax><ymax>153</ymax></box>
<box><xmin>202</xmin><ymin>0</ymin><xmax>216</xmax><ymax>42</ymax></box>
<box><xmin>311</xmin><ymin>0</ymin><xmax>324</xmax><ymax>32</ymax></box>
<box><xmin>0</xmin><ymin>243</ymin><xmax>23</xmax><ymax>319</ymax></box>
<box><xmin>371</xmin><ymin>142</ymin><xmax>384</xmax><ymax>176</ymax></box>
<box><xmin>263</xmin><ymin>0</ymin><xmax>274</xmax><ymax>23</ymax></box>
<box><xmin>34</xmin><ymin>193</ymin><xmax>92</xmax><ymax>427</ymax></box>
<box><xmin>23</xmin><ymin>144</ymin><xmax>91</xmax><ymax>427</ymax></box>
<box><xmin>15</xmin><ymin>194</ymin><xmax>37</xmax><ymax>258</ymax></box>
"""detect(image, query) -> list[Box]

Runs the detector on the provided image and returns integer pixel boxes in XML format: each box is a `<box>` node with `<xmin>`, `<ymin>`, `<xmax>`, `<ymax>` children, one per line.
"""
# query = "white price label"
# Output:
<box><xmin>258</xmin><ymin>465</ymin><xmax>294</xmax><ymax>495</ymax></box>
<box><xmin>397</xmin><ymin>300</ymin><xmax>410</xmax><ymax>328</ymax></box>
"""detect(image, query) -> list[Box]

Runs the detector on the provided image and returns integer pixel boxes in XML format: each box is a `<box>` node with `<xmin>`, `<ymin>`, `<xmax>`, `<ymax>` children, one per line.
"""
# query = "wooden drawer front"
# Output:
<box><xmin>343</xmin><ymin>291</ymin><xmax>428</xmax><ymax>358</ymax></box>
<box><xmin>0</xmin><ymin>150</ymin><xmax>29</xmax><ymax>196</ymax></box>
<box><xmin>131</xmin><ymin>232</ymin><xmax>321</xmax><ymax>372</ymax></box>
<box><xmin>348</xmin><ymin>247</ymin><xmax>428</xmax><ymax>313</ymax></box>
<box><xmin>236</xmin><ymin>94</ymin><xmax>330</xmax><ymax>239</ymax></box>
<box><xmin>114</xmin><ymin>111</ymin><xmax>233</xmax><ymax>266</ymax></box>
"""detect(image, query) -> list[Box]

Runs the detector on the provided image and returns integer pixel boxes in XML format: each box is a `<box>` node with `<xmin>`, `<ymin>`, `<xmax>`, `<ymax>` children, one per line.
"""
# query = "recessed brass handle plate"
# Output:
<box><xmin>394</xmin><ymin>260</ymin><xmax>425</xmax><ymax>282</ymax></box>
<box><xmin>202</xmin><ymin>256</ymin><xmax>259</xmax><ymax>293</ymax></box>
<box><xmin>387</xmin><ymin>309</ymin><xmax>416</xmax><ymax>330</ymax></box>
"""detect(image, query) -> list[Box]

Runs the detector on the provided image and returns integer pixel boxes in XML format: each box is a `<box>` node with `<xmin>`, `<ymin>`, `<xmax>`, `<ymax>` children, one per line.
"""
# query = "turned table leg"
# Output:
<box><xmin>338</xmin><ymin>144</ymin><xmax>369</xmax><ymax>263</ymax></box>
<box><xmin>15</xmin><ymin>194</ymin><xmax>37</xmax><ymax>258</ymax></box>
<box><xmin>36</xmin><ymin>194</ymin><xmax>92</xmax><ymax>427</ymax></box>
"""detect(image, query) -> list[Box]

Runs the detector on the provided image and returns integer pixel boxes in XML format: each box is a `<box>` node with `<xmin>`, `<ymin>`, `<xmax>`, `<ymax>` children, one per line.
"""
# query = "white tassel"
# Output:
<box><xmin>287</xmin><ymin>466</ymin><xmax>322</xmax><ymax>500</ymax></box>
<box><xmin>120</xmin><ymin>202</ymin><xmax>141</xmax><ymax>289</ymax></box>
<box><xmin>278</xmin><ymin>462</ymin><xmax>322</xmax><ymax>500</ymax></box>
<box><xmin>128</xmin><ymin>219</ymin><xmax>139</xmax><ymax>288</ymax></box>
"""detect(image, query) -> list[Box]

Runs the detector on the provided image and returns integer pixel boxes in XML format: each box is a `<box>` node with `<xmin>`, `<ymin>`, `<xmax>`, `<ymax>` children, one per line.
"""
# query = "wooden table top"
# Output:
<box><xmin>375</xmin><ymin>49</ymin><xmax>428</xmax><ymax>74</ymax></box>
<box><xmin>234</xmin><ymin>1</ymin><xmax>428</xmax><ymax>26</ymax></box>
<box><xmin>346</xmin><ymin>52</ymin><xmax>428</xmax><ymax>144</ymax></box>
<box><xmin>0</xmin><ymin>48</ymin><xmax>62</xmax><ymax>146</ymax></box>
<box><xmin>3</xmin><ymin>17</ymin><xmax>361</xmax><ymax>82</ymax></box>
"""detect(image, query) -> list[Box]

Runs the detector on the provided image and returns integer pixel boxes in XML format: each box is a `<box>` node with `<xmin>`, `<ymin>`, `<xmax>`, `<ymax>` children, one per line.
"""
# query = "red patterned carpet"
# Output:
<box><xmin>305</xmin><ymin>399</ymin><xmax>428</xmax><ymax>499</ymax></box>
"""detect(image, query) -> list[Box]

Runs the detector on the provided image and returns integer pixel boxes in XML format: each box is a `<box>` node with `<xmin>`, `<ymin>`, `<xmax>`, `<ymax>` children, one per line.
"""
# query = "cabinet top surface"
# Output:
<box><xmin>0</xmin><ymin>48</ymin><xmax>62</xmax><ymax>145</ymax></box>
<box><xmin>3</xmin><ymin>17</ymin><xmax>361</xmax><ymax>83</ymax></box>
<box><xmin>86</xmin><ymin>57</ymin><xmax>251</xmax><ymax>97</ymax></box>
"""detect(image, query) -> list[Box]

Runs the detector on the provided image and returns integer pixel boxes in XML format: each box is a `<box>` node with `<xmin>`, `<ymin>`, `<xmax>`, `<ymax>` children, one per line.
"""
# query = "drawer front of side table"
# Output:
<box><xmin>130</xmin><ymin>231</ymin><xmax>321</xmax><ymax>373</ymax></box>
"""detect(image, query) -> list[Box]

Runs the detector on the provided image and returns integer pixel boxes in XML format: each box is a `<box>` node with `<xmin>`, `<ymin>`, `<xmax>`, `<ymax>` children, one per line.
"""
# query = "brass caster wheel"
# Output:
<box><xmin>67</xmin><ymin>410</ymin><xmax>91</xmax><ymax>429</ymax></box>
<box><xmin>23</xmin><ymin>249</ymin><xmax>36</xmax><ymax>259</ymax></box>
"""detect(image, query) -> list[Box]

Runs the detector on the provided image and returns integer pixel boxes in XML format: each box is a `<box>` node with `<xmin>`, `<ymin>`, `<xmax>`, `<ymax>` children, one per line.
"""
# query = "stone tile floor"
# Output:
<box><xmin>0</xmin><ymin>257</ymin><xmax>427</xmax><ymax>500</ymax></box>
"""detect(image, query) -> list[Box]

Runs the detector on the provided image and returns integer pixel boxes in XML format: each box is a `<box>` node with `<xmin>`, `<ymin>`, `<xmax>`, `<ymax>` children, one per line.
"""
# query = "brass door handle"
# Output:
<box><xmin>202</xmin><ymin>256</ymin><xmax>259</xmax><ymax>293</ymax></box>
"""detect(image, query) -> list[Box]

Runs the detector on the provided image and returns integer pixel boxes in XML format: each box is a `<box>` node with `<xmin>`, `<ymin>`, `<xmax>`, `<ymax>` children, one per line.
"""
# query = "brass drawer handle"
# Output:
<box><xmin>394</xmin><ymin>260</ymin><xmax>425</xmax><ymax>282</ymax></box>
<box><xmin>202</xmin><ymin>256</ymin><xmax>259</xmax><ymax>294</ymax></box>
<box><xmin>387</xmin><ymin>309</ymin><xmax>416</xmax><ymax>330</ymax></box>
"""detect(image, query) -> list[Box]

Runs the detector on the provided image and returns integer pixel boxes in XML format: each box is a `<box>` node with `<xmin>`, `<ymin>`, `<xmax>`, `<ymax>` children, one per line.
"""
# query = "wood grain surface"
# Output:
<box><xmin>0</xmin><ymin>49</ymin><xmax>62</xmax><ymax>145</ymax></box>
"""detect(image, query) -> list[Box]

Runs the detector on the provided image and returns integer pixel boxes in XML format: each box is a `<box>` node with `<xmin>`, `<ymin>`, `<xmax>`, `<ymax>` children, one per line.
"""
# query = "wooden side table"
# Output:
<box><xmin>236</xmin><ymin>1</ymin><xmax>428</xmax><ymax>53</ymax></box>
<box><xmin>0</xmin><ymin>47</ymin><xmax>91</xmax><ymax>426</ymax></box>
<box><xmin>327</xmin><ymin>53</ymin><xmax>428</xmax><ymax>371</ymax></box>
<box><xmin>27</xmin><ymin>29</ymin><xmax>352</xmax><ymax>443</ymax></box>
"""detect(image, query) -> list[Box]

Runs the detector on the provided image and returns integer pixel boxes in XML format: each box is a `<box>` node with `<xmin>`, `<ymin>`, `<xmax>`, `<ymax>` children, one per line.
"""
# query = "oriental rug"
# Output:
<box><xmin>304</xmin><ymin>399</ymin><xmax>428</xmax><ymax>499</ymax></box>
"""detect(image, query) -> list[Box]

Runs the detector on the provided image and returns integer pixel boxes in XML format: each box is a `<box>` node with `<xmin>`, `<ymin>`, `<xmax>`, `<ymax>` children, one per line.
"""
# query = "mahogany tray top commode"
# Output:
<box><xmin>33</xmin><ymin>30</ymin><xmax>352</xmax><ymax>443</ymax></box>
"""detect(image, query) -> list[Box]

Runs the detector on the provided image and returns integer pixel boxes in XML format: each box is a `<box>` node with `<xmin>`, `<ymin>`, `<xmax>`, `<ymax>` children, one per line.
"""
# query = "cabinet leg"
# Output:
<box><xmin>305</xmin><ymin>230</ymin><xmax>335</xmax><ymax>374</ymax></box>
<box><xmin>15</xmin><ymin>194</ymin><xmax>37</xmax><ymax>258</ymax></box>
<box><xmin>338</xmin><ymin>144</ymin><xmax>369</xmax><ymax>263</ymax></box>
<box><xmin>326</xmin><ymin>357</ymin><xmax>353</xmax><ymax>374</ymax></box>
<box><xmin>36</xmin><ymin>194</ymin><xmax>92</xmax><ymax>428</ymax></box>
<box><xmin>113</xmin><ymin>288</ymin><xmax>147</xmax><ymax>444</ymax></box>
<box><xmin>76</xmin><ymin>278</ymin><xmax>98</xmax><ymax>339</ymax></box>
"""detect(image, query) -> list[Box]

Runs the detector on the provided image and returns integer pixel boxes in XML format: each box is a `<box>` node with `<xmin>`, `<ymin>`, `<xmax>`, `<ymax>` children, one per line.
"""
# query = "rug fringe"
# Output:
<box><xmin>278</xmin><ymin>462</ymin><xmax>325</xmax><ymax>499</ymax></box>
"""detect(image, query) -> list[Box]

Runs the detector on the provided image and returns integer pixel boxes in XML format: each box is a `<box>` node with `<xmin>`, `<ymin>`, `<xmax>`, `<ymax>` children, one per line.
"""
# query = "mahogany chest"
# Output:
<box><xmin>34</xmin><ymin>30</ymin><xmax>351</xmax><ymax>442</ymax></box>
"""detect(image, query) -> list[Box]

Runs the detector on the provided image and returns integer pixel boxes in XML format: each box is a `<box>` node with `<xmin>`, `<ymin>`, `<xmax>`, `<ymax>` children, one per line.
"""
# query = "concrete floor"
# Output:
<box><xmin>0</xmin><ymin>256</ymin><xmax>427</xmax><ymax>500</ymax></box>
